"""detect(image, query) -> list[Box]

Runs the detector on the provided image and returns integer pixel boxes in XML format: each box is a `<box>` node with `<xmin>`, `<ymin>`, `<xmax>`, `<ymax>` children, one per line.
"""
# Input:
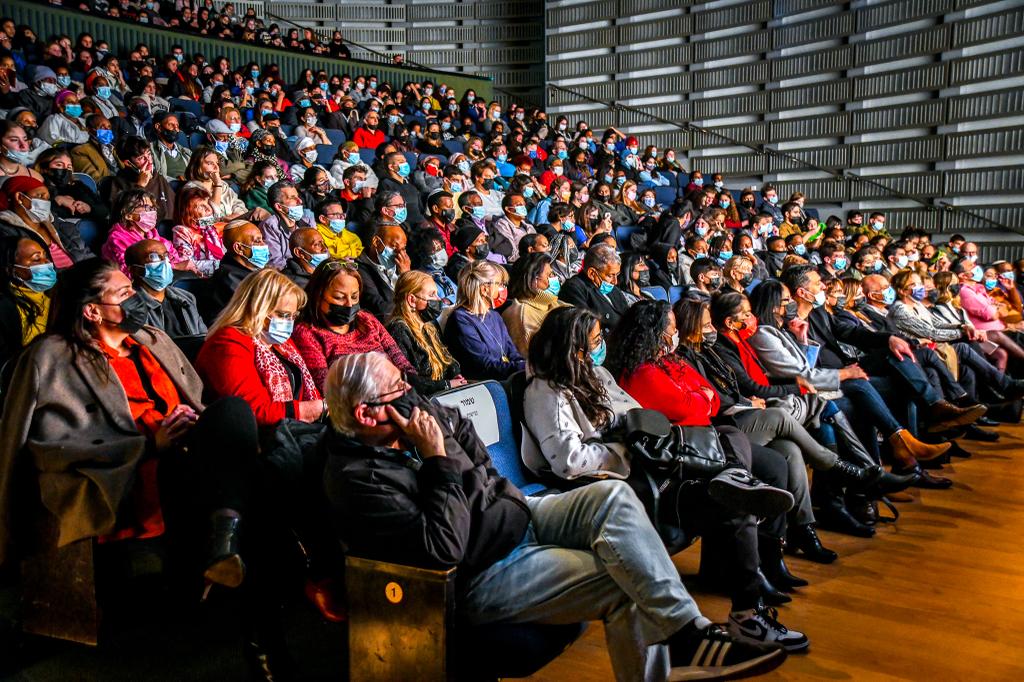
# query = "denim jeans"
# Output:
<box><xmin>461</xmin><ymin>480</ymin><xmax>702</xmax><ymax>682</ymax></box>
<box><xmin>840</xmin><ymin>377</ymin><xmax>903</xmax><ymax>436</ymax></box>
<box><xmin>955</xmin><ymin>341</ymin><xmax>1011</xmax><ymax>396</ymax></box>
<box><xmin>884</xmin><ymin>353</ymin><xmax>943</xmax><ymax>405</ymax></box>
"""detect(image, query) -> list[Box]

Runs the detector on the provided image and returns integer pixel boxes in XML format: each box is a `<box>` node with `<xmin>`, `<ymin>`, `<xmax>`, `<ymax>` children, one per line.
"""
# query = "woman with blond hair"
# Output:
<box><xmin>442</xmin><ymin>259</ymin><xmax>526</xmax><ymax>380</ymax></box>
<box><xmin>611</xmin><ymin>178</ymin><xmax>646</xmax><ymax>226</ymax></box>
<box><xmin>386</xmin><ymin>270</ymin><xmax>466</xmax><ymax>395</ymax></box>
<box><xmin>195</xmin><ymin>268</ymin><xmax>328</xmax><ymax>427</ymax></box>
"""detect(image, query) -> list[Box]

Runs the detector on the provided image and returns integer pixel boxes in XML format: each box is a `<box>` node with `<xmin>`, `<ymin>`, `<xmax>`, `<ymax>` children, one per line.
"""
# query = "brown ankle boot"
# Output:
<box><xmin>889</xmin><ymin>429</ymin><xmax>951</xmax><ymax>463</ymax></box>
<box><xmin>926</xmin><ymin>400</ymin><xmax>987</xmax><ymax>433</ymax></box>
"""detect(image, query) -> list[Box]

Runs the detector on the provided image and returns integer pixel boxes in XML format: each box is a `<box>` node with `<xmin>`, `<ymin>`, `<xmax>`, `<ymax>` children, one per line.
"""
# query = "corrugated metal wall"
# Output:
<box><xmin>545</xmin><ymin>0</ymin><xmax>1024</xmax><ymax>238</ymax></box>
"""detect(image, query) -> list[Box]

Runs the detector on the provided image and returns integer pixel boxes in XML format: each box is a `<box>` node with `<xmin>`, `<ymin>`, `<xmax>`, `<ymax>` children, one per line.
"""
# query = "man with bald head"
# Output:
<box><xmin>356</xmin><ymin>221</ymin><xmax>410</xmax><ymax>319</ymax></box>
<box><xmin>859</xmin><ymin>274</ymin><xmax>898</xmax><ymax>332</ymax></box>
<box><xmin>125</xmin><ymin>238</ymin><xmax>207</xmax><ymax>337</ymax></box>
<box><xmin>283</xmin><ymin>227</ymin><xmax>329</xmax><ymax>289</ymax></box>
<box><xmin>200</xmin><ymin>219</ymin><xmax>269</xmax><ymax>322</ymax></box>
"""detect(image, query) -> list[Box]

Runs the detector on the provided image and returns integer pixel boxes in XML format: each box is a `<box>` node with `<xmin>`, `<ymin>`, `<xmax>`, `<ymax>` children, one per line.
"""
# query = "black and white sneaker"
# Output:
<box><xmin>708</xmin><ymin>467</ymin><xmax>795</xmax><ymax>518</ymax></box>
<box><xmin>728</xmin><ymin>605</ymin><xmax>809</xmax><ymax>653</ymax></box>
<box><xmin>667</xmin><ymin>622</ymin><xmax>787</xmax><ymax>681</ymax></box>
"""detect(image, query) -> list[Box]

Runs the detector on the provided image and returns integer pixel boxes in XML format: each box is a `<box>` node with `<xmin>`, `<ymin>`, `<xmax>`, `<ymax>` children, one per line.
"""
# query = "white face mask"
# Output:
<box><xmin>26</xmin><ymin>197</ymin><xmax>52</xmax><ymax>222</ymax></box>
<box><xmin>304</xmin><ymin>150</ymin><xmax>318</xmax><ymax>163</ymax></box>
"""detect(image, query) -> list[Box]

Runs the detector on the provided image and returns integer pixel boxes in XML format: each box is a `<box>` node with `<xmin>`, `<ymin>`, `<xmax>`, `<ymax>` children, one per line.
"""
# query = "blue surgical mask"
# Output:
<box><xmin>984</xmin><ymin>278</ymin><xmax>998</xmax><ymax>291</ymax></box>
<box><xmin>246</xmin><ymin>243</ymin><xmax>270</xmax><ymax>268</ymax></box>
<box><xmin>397</xmin><ymin>162</ymin><xmax>411</xmax><ymax>178</ymax></box>
<box><xmin>286</xmin><ymin>204</ymin><xmax>304</xmax><ymax>221</ymax></box>
<box><xmin>718</xmin><ymin>250</ymin><xmax>733</xmax><ymax>262</ymax></box>
<box><xmin>57</xmin><ymin>75</ymin><xmax>71</xmax><ymax>88</ymax></box>
<box><xmin>346</xmin><ymin>152</ymin><xmax>360</xmax><ymax>165</ymax></box>
<box><xmin>306</xmin><ymin>251</ymin><xmax>329</xmax><ymax>268</ymax></box>
<box><xmin>265</xmin><ymin>316</ymin><xmax>294</xmax><ymax>345</ymax></box>
<box><xmin>695</xmin><ymin>226</ymin><xmax>707</xmax><ymax>237</ymax></box>
<box><xmin>693</xmin><ymin>178</ymin><xmax>703</xmax><ymax>187</ymax></box>
<box><xmin>142</xmin><ymin>258</ymin><xmax>174</xmax><ymax>291</ymax></box>
<box><xmin>895</xmin><ymin>255</ymin><xmax>908</xmax><ymax>269</ymax></box>
<box><xmin>378</xmin><ymin>243</ymin><xmax>396</xmax><ymax>268</ymax></box>
<box><xmin>972</xmin><ymin>265</ymin><xmax>984</xmax><ymax>282</ymax></box>
<box><xmin>557</xmin><ymin>150</ymin><xmax>568</xmax><ymax>159</ymax></box>
<box><xmin>96</xmin><ymin>86</ymin><xmax>111</xmax><ymax>99</ymax></box>
<box><xmin>298</xmin><ymin>99</ymin><xmax>311</xmax><ymax>108</ymax></box>
<box><xmin>458</xmin><ymin>161</ymin><xmax>471</xmax><ymax>175</ymax></box>
<box><xmin>590</xmin><ymin>338</ymin><xmax>607</xmax><ymax>366</ymax></box>
<box><xmin>546</xmin><ymin>276</ymin><xmax>561</xmax><ymax>296</ymax></box>
<box><xmin>794</xmin><ymin>244</ymin><xmax>807</xmax><ymax>256</ymax></box>
<box><xmin>65</xmin><ymin>103</ymin><xmax>83</xmax><ymax>118</ymax></box>
<box><xmin>643</xmin><ymin>196</ymin><xmax>656</xmax><ymax>208</ymax></box>
<box><xmin>522</xmin><ymin>186</ymin><xmax>535</xmax><ymax>199</ymax></box>
<box><xmin>329</xmin><ymin>218</ymin><xmax>346</xmax><ymax>233</ymax></box>
<box><xmin>496</xmin><ymin>153</ymin><xmax>507</xmax><ymax>163</ymax></box>
<box><xmin>394</xmin><ymin>206</ymin><xmax>408</xmax><ymax>223</ymax></box>
<box><xmin>833</xmin><ymin>257</ymin><xmax>848</xmax><ymax>271</ymax></box>
<box><xmin>213</xmin><ymin>140</ymin><xmax>229</xmax><ymax>155</ymax></box>
<box><xmin>263</xmin><ymin>177</ymin><xmax>277</xmax><ymax>189</ymax></box>
<box><xmin>450</xmin><ymin>182</ymin><xmax>463</xmax><ymax>193</ymax></box>
<box><xmin>96</xmin><ymin>128</ymin><xmax>114</xmax><ymax>145</ymax></box>
<box><xmin>388</xmin><ymin>115</ymin><xmax>400</xmax><ymax>126</ymax></box>
<box><xmin>471</xmin><ymin>206</ymin><xmax>486</xmax><ymax>220</ymax></box>
<box><xmin>513</xmin><ymin>205</ymin><xmax>528</xmax><ymax>217</ymax></box>
<box><xmin>882</xmin><ymin>286</ymin><xmax>896</xmax><ymax>305</ymax></box>
<box><xmin>911</xmin><ymin>285</ymin><xmax>927</xmax><ymax>300</ymax></box>
<box><xmin>598</xmin><ymin>281</ymin><xmax>615</xmax><ymax>296</ymax></box>
<box><xmin>17</xmin><ymin>262</ymin><xmax>57</xmax><ymax>292</ymax></box>
<box><xmin>873</xmin><ymin>260</ymin><xmax>884</xmax><ymax>272</ymax></box>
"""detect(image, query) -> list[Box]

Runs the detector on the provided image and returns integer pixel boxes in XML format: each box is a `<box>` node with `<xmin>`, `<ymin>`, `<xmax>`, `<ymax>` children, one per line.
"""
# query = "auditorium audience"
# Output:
<box><xmin>1</xmin><ymin>10</ymin><xmax>1022</xmax><ymax>678</ymax></box>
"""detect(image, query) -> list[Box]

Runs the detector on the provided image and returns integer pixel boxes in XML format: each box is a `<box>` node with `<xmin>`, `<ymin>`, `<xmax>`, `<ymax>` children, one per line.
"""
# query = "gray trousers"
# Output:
<box><xmin>461</xmin><ymin>480</ymin><xmax>702</xmax><ymax>682</ymax></box>
<box><xmin>733</xmin><ymin>407</ymin><xmax>831</xmax><ymax>526</ymax></box>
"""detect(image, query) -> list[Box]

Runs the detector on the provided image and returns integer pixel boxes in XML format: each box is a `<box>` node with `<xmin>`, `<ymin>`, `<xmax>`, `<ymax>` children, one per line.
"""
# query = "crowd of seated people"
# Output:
<box><xmin>3</xmin><ymin>11</ymin><xmax>1024</xmax><ymax>681</ymax></box>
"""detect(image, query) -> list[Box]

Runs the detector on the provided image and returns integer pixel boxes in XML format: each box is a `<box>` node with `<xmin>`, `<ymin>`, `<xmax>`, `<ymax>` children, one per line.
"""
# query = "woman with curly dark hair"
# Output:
<box><xmin>524</xmin><ymin>304</ymin><xmax>808</xmax><ymax>649</ymax></box>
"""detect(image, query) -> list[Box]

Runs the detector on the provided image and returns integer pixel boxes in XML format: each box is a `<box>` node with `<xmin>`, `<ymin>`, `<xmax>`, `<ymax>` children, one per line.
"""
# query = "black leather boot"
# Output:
<box><xmin>830</xmin><ymin>460</ymin><xmax>916</xmax><ymax>498</ymax></box>
<box><xmin>786</xmin><ymin>524</ymin><xmax>838</xmax><ymax>564</ymax></box>
<box><xmin>845</xmin><ymin>493</ymin><xmax>878</xmax><ymax>527</ymax></box>
<box><xmin>755</xmin><ymin>568</ymin><xmax>792</xmax><ymax>606</ymax></box>
<box><xmin>815</xmin><ymin>501</ymin><xmax>876</xmax><ymax>538</ymax></box>
<box><xmin>759</xmin><ymin>534</ymin><xmax>808</xmax><ymax>591</ymax></box>
<box><xmin>205</xmin><ymin>509</ymin><xmax>245</xmax><ymax>588</ymax></box>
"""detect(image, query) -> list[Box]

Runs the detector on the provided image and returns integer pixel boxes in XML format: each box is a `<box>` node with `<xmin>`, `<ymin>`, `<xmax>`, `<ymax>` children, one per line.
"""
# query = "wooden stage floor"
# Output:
<box><xmin>528</xmin><ymin>426</ymin><xmax>1024</xmax><ymax>682</ymax></box>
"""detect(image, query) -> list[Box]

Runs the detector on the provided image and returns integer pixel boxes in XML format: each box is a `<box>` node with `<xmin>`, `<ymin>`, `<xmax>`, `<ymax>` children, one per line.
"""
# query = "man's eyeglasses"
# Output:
<box><xmin>365</xmin><ymin>373</ymin><xmax>410</xmax><ymax>406</ymax></box>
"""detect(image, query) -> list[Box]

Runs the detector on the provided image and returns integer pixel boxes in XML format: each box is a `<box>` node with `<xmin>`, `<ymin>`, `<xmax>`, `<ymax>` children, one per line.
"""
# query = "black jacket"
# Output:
<box><xmin>558</xmin><ymin>273</ymin><xmax>631</xmax><ymax>332</ymax></box>
<box><xmin>282</xmin><ymin>258</ymin><xmax>312</xmax><ymax>290</ymax></box>
<box><xmin>807</xmin><ymin>306</ymin><xmax>889</xmax><ymax>370</ymax></box>
<box><xmin>356</xmin><ymin>251</ymin><xmax>396</xmax><ymax>319</ymax></box>
<box><xmin>385</xmin><ymin>318</ymin><xmax>461</xmax><ymax>396</ymax></box>
<box><xmin>321</xmin><ymin>401</ymin><xmax>530</xmax><ymax>578</ymax></box>
<box><xmin>199</xmin><ymin>257</ymin><xmax>252</xmax><ymax>324</ymax></box>
<box><xmin>712</xmin><ymin>335</ymin><xmax>802</xmax><ymax>400</ymax></box>
<box><xmin>379</xmin><ymin>176</ymin><xmax>426</xmax><ymax>226</ymax></box>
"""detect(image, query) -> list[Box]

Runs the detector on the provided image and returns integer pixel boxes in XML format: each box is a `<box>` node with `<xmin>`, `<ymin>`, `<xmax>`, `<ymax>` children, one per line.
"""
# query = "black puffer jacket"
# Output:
<box><xmin>322</xmin><ymin>401</ymin><xmax>530</xmax><ymax>579</ymax></box>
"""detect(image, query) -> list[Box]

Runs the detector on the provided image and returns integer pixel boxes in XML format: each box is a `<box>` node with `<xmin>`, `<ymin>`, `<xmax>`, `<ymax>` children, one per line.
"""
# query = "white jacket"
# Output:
<box><xmin>521</xmin><ymin>366</ymin><xmax>637</xmax><ymax>481</ymax></box>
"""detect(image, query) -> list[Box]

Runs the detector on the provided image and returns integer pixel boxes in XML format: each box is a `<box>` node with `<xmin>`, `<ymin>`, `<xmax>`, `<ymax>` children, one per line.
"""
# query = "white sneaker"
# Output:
<box><xmin>728</xmin><ymin>605</ymin><xmax>809</xmax><ymax>653</ymax></box>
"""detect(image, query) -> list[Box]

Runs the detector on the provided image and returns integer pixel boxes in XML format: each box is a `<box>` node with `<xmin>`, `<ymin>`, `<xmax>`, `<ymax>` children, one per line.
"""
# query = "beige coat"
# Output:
<box><xmin>501</xmin><ymin>291</ymin><xmax>567</xmax><ymax>357</ymax></box>
<box><xmin>0</xmin><ymin>326</ymin><xmax>203</xmax><ymax>567</ymax></box>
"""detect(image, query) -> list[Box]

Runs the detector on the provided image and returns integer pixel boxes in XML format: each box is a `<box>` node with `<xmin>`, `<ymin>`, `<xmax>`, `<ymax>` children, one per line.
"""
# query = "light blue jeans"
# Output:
<box><xmin>461</xmin><ymin>480</ymin><xmax>703</xmax><ymax>682</ymax></box>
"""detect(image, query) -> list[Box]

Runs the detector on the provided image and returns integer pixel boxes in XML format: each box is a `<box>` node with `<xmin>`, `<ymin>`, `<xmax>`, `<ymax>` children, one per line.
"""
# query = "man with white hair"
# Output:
<box><xmin>320</xmin><ymin>352</ymin><xmax>788</xmax><ymax>682</ymax></box>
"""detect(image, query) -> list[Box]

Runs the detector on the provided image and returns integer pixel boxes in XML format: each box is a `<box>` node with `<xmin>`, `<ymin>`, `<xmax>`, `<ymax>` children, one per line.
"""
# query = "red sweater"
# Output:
<box><xmin>195</xmin><ymin>326</ymin><xmax>302</xmax><ymax>427</ymax></box>
<box><xmin>353</xmin><ymin>126</ymin><xmax>386</xmax><ymax>149</ymax></box>
<box><xmin>619</xmin><ymin>356</ymin><xmax>720</xmax><ymax>426</ymax></box>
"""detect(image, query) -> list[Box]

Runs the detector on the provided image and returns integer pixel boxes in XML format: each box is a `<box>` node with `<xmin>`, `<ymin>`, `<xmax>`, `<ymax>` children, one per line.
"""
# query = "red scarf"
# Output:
<box><xmin>253</xmin><ymin>337</ymin><xmax>321</xmax><ymax>403</ymax></box>
<box><xmin>732</xmin><ymin>332</ymin><xmax>770</xmax><ymax>387</ymax></box>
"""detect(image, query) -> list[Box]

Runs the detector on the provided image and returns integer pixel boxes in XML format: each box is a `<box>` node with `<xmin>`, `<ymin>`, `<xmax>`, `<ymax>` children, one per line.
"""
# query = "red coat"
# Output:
<box><xmin>619</xmin><ymin>355</ymin><xmax>720</xmax><ymax>426</ymax></box>
<box><xmin>195</xmin><ymin>326</ymin><xmax>302</xmax><ymax>426</ymax></box>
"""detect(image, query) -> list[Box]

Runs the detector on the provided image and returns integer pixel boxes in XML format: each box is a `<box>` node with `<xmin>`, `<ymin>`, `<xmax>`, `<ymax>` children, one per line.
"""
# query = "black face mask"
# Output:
<box><xmin>739</xmin><ymin>273</ymin><xmax>754</xmax><ymax>287</ymax></box>
<box><xmin>473</xmin><ymin>243</ymin><xmax>490</xmax><ymax>260</ymax></box>
<box><xmin>116</xmin><ymin>292</ymin><xmax>149</xmax><ymax>334</ymax></box>
<box><xmin>47</xmin><ymin>168</ymin><xmax>70</xmax><ymax>186</ymax></box>
<box><xmin>23</xmin><ymin>126</ymin><xmax>37</xmax><ymax>139</ymax></box>
<box><xmin>440</xmin><ymin>208</ymin><xmax>455</xmax><ymax>223</ymax></box>
<box><xmin>948</xmin><ymin>284</ymin><xmax>961</xmax><ymax>296</ymax></box>
<box><xmin>783</xmin><ymin>301</ymin><xmax>799</xmax><ymax>321</ymax></box>
<box><xmin>159</xmin><ymin>128</ymin><xmax>178</xmax><ymax>143</ymax></box>
<box><xmin>419</xmin><ymin>299</ymin><xmax>443</xmax><ymax>322</ymax></box>
<box><xmin>636</xmin><ymin>270</ymin><xmax>651</xmax><ymax>287</ymax></box>
<box><xmin>385</xmin><ymin>387</ymin><xmax>420</xmax><ymax>420</ymax></box>
<box><xmin>741</xmin><ymin>200</ymin><xmax>755</xmax><ymax>208</ymax></box>
<box><xmin>325</xmin><ymin>302</ymin><xmax>359</xmax><ymax>326</ymax></box>
<box><xmin>481</xmin><ymin>178</ymin><xmax>495</xmax><ymax>191</ymax></box>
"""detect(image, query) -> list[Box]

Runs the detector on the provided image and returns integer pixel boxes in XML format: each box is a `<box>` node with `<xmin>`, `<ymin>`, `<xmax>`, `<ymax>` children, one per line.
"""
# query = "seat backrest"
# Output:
<box><xmin>73</xmin><ymin>173</ymin><xmax>97</xmax><ymax>193</ymax></box>
<box><xmin>654</xmin><ymin>186</ymin><xmax>678</xmax><ymax>206</ymax></box>
<box><xmin>317</xmin><ymin>144</ymin><xmax>340</xmax><ymax>163</ymax></box>
<box><xmin>432</xmin><ymin>380</ymin><xmax>544</xmax><ymax>494</ymax></box>
<box><xmin>324</xmin><ymin>128</ymin><xmax>347</xmax><ymax>145</ymax></box>
<box><xmin>443</xmin><ymin>139</ymin><xmax>465</xmax><ymax>155</ymax></box>
<box><xmin>358</xmin><ymin>148</ymin><xmax>377</xmax><ymax>165</ymax></box>
<box><xmin>402</xmin><ymin>151</ymin><xmax>419</xmax><ymax>169</ymax></box>
<box><xmin>614</xmin><ymin>225</ymin><xmax>640</xmax><ymax>252</ymax></box>
<box><xmin>642</xmin><ymin>286</ymin><xmax>669</xmax><ymax>302</ymax></box>
<box><xmin>668</xmin><ymin>285</ymin><xmax>686</xmax><ymax>304</ymax></box>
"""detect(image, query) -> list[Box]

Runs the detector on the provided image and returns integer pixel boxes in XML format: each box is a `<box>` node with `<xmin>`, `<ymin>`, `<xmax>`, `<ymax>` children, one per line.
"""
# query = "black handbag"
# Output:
<box><xmin>619</xmin><ymin>409</ymin><xmax>728</xmax><ymax>480</ymax></box>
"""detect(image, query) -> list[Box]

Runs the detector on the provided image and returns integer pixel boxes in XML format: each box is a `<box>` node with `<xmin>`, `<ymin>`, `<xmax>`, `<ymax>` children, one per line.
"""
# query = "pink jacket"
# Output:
<box><xmin>101</xmin><ymin>223</ymin><xmax>182</xmax><ymax>275</ymax></box>
<box><xmin>959</xmin><ymin>282</ymin><xmax>1005</xmax><ymax>331</ymax></box>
